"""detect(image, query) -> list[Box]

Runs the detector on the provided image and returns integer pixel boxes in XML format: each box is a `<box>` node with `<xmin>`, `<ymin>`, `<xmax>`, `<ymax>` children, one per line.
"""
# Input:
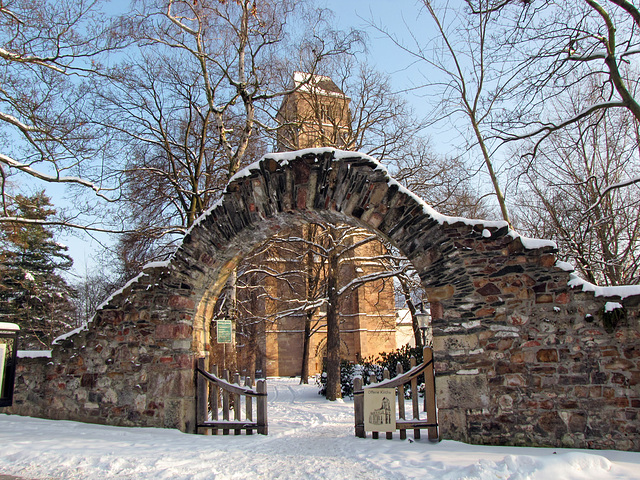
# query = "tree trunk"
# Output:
<box><xmin>300</xmin><ymin>224</ymin><xmax>316</xmax><ymax>385</ymax></box>
<box><xmin>324</xmin><ymin>249</ymin><xmax>342</xmax><ymax>401</ymax></box>
<box><xmin>400</xmin><ymin>278</ymin><xmax>422</xmax><ymax>347</ymax></box>
<box><xmin>300</xmin><ymin>314</ymin><xmax>311</xmax><ymax>384</ymax></box>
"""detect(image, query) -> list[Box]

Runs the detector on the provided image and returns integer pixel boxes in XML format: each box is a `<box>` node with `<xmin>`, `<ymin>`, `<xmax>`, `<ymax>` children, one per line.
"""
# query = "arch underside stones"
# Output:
<box><xmin>5</xmin><ymin>149</ymin><xmax>640</xmax><ymax>450</ymax></box>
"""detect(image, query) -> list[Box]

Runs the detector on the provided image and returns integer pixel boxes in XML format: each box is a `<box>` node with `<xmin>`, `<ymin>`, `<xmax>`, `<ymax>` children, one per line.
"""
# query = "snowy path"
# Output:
<box><xmin>1</xmin><ymin>378</ymin><xmax>640</xmax><ymax>479</ymax></box>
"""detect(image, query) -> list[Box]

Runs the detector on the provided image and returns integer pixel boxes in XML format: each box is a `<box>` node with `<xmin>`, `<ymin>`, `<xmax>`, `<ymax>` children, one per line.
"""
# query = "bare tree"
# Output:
<box><xmin>390</xmin><ymin>138</ymin><xmax>491</xmax><ymax>219</ymax></box>
<box><xmin>233</xmin><ymin>223</ymin><xmax>407</xmax><ymax>399</ymax></box>
<box><xmin>372</xmin><ymin>0</ymin><xmax>518</xmax><ymax>224</ymax></box>
<box><xmin>0</xmin><ymin>0</ymin><xmax>131</xmax><ymax>232</ymax></box>
<box><xmin>98</xmin><ymin>0</ymin><xmax>361</xmax><ymax>273</ymax></box>
<box><xmin>483</xmin><ymin>0</ymin><xmax>640</xmax><ymax>198</ymax></box>
<box><xmin>71</xmin><ymin>267</ymin><xmax>121</xmax><ymax>327</ymax></box>
<box><xmin>514</xmin><ymin>80</ymin><xmax>640</xmax><ymax>285</ymax></box>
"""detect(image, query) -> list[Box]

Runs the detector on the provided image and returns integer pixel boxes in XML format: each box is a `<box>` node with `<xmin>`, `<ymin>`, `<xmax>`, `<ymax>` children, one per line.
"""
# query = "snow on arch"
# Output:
<box><xmin>49</xmin><ymin>148</ymin><xmax>594</xmax><ymax>348</ymax></box>
<box><xmin>53</xmin><ymin>148</ymin><xmax>568</xmax><ymax>347</ymax></box>
<box><xmin>183</xmin><ymin>147</ymin><xmax>556</xmax><ymax>252</ymax></box>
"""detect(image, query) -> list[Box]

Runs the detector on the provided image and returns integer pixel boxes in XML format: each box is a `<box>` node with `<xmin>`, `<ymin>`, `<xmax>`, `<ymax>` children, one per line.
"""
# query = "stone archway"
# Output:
<box><xmin>7</xmin><ymin>149</ymin><xmax>640</xmax><ymax>450</ymax></box>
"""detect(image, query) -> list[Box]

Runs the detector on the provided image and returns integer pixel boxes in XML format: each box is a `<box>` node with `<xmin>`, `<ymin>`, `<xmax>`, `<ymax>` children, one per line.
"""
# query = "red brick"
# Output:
<box><xmin>600</xmin><ymin>347</ymin><xmax>619</xmax><ymax>357</ymax></box>
<box><xmin>477</xmin><ymin>283</ymin><xmax>501</xmax><ymax>296</ymax></box>
<box><xmin>509</xmin><ymin>314</ymin><xmax>528</xmax><ymax>326</ymax></box>
<box><xmin>536</xmin><ymin>294</ymin><xmax>553</xmax><ymax>303</ymax></box>
<box><xmin>476</xmin><ymin>307</ymin><xmax>496</xmax><ymax>317</ymax></box>
<box><xmin>537</xmin><ymin>349</ymin><xmax>559</xmax><ymax>362</ymax></box>
<box><xmin>296</xmin><ymin>188</ymin><xmax>307</xmax><ymax>209</ymax></box>
<box><xmin>511</xmin><ymin>351</ymin><xmax>525</xmax><ymax>363</ymax></box>
<box><xmin>155</xmin><ymin>324</ymin><xmax>192</xmax><ymax>339</ymax></box>
<box><xmin>540</xmin><ymin>254</ymin><xmax>556</xmax><ymax>267</ymax></box>
<box><xmin>168</xmin><ymin>295</ymin><xmax>195</xmax><ymax>310</ymax></box>
<box><xmin>174</xmin><ymin>354</ymin><xmax>194</xmax><ymax>368</ymax></box>
<box><xmin>540</xmin><ymin>400</ymin><xmax>554</xmax><ymax>410</ymax></box>
<box><xmin>574</xmin><ymin>386</ymin><xmax>589</xmax><ymax>398</ymax></box>
<box><xmin>582</xmin><ymin>329</ymin><xmax>604</xmax><ymax>336</ymax></box>
<box><xmin>606</xmin><ymin>397</ymin><xmax>629</xmax><ymax>408</ymax></box>
<box><xmin>505</xmin><ymin>374</ymin><xmax>525</xmax><ymax>387</ymax></box>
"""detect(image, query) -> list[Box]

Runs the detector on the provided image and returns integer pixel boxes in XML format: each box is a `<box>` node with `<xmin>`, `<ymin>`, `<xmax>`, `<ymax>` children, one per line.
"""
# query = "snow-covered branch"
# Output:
<box><xmin>0</xmin><ymin>154</ymin><xmax>117</xmax><ymax>202</ymax></box>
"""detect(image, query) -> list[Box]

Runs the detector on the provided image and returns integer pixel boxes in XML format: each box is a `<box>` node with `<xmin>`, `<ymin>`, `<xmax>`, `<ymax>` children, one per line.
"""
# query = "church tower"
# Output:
<box><xmin>236</xmin><ymin>73</ymin><xmax>397</xmax><ymax>378</ymax></box>
<box><xmin>276</xmin><ymin>72</ymin><xmax>351</xmax><ymax>151</ymax></box>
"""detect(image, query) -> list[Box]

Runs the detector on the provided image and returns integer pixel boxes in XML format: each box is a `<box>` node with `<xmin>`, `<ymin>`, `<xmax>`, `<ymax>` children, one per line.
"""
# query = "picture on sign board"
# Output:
<box><xmin>364</xmin><ymin>387</ymin><xmax>396</xmax><ymax>432</ymax></box>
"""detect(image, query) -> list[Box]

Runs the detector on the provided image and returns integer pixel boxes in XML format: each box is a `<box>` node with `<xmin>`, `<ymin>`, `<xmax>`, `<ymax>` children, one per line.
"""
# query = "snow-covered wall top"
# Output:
<box><xmin>187</xmin><ymin>148</ymin><xmax>556</xmax><ymax>248</ymax></box>
<box><xmin>52</xmin><ymin>148</ymin><xmax>640</xmax><ymax>347</ymax></box>
<box><xmin>0</xmin><ymin>322</ymin><xmax>20</xmax><ymax>332</ymax></box>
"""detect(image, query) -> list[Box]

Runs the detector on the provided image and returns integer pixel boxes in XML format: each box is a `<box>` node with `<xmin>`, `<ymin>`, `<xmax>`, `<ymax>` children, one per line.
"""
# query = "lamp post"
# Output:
<box><xmin>0</xmin><ymin>322</ymin><xmax>19</xmax><ymax>408</ymax></box>
<box><xmin>416</xmin><ymin>311</ymin><xmax>430</xmax><ymax>347</ymax></box>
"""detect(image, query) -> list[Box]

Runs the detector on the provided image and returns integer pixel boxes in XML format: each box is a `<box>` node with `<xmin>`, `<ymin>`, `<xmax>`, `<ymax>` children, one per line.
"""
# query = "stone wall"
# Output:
<box><xmin>6</xmin><ymin>265</ymin><xmax>198</xmax><ymax>432</ymax></box>
<box><xmin>430</xmin><ymin>226</ymin><xmax>640</xmax><ymax>450</ymax></box>
<box><xmin>2</xmin><ymin>149</ymin><xmax>639</xmax><ymax>450</ymax></box>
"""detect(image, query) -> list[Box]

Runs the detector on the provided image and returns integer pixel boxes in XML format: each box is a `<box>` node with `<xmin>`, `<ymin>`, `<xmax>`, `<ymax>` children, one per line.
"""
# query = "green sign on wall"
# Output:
<box><xmin>217</xmin><ymin>319</ymin><xmax>233</xmax><ymax>344</ymax></box>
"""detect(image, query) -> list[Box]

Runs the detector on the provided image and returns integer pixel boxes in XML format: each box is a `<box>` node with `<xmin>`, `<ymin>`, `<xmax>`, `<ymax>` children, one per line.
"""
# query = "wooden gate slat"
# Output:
<box><xmin>195</xmin><ymin>361</ymin><xmax>267</xmax><ymax>436</ymax></box>
<box><xmin>353</xmin><ymin>347</ymin><xmax>439</xmax><ymax>442</ymax></box>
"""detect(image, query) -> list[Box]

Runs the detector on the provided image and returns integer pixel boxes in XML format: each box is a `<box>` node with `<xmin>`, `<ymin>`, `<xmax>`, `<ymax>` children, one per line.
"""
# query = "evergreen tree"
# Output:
<box><xmin>0</xmin><ymin>192</ymin><xmax>76</xmax><ymax>349</ymax></box>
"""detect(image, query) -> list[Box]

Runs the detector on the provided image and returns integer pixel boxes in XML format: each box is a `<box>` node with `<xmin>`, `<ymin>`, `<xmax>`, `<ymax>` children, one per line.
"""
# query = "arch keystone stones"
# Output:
<box><xmin>4</xmin><ymin>148</ymin><xmax>640</xmax><ymax>451</ymax></box>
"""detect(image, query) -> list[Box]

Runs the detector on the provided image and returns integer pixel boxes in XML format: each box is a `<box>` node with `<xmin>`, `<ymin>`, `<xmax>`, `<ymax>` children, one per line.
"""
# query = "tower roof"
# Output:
<box><xmin>292</xmin><ymin>72</ymin><xmax>349</xmax><ymax>99</ymax></box>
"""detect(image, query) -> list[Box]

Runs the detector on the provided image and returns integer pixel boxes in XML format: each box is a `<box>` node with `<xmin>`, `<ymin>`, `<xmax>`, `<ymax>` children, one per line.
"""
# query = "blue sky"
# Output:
<box><xmin>60</xmin><ymin>0</ymin><xmax>441</xmax><ymax>280</ymax></box>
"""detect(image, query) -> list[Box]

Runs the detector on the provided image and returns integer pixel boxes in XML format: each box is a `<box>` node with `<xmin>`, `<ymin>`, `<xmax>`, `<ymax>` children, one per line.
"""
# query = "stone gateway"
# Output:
<box><xmin>4</xmin><ymin>149</ymin><xmax>640</xmax><ymax>450</ymax></box>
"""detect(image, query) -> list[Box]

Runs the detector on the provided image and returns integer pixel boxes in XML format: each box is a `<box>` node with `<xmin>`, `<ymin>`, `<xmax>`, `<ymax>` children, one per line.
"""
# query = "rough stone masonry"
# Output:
<box><xmin>3</xmin><ymin>149</ymin><xmax>639</xmax><ymax>450</ymax></box>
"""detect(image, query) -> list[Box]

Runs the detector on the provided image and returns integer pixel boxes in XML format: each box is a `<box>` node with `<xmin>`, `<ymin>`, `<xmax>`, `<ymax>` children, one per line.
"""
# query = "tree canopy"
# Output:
<box><xmin>0</xmin><ymin>192</ymin><xmax>76</xmax><ymax>349</ymax></box>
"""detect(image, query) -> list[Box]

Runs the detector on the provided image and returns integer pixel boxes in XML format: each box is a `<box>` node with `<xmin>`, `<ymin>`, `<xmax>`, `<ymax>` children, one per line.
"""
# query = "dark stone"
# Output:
<box><xmin>489</xmin><ymin>265</ymin><xmax>525</xmax><ymax>277</ymax></box>
<box><xmin>478</xmin><ymin>283</ymin><xmax>502</xmax><ymax>296</ymax></box>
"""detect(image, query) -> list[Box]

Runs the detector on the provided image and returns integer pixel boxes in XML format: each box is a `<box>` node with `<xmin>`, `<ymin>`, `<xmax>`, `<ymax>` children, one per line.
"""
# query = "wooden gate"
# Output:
<box><xmin>196</xmin><ymin>358</ymin><xmax>268</xmax><ymax>435</ymax></box>
<box><xmin>354</xmin><ymin>346</ymin><xmax>438</xmax><ymax>441</ymax></box>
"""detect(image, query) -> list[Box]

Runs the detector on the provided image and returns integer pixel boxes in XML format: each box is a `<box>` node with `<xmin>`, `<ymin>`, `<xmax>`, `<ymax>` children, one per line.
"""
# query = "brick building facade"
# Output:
<box><xmin>232</xmin><ymin>74</ymin><xmax>398</xmax><ymax>377</ymax></box>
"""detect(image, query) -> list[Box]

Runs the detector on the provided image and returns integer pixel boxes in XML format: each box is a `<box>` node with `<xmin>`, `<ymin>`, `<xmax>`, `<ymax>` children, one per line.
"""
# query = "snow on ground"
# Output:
<box><xmin>1</xmin><ymin>378</ymin><xmax>640</xmax><ymax>479</ymax></box>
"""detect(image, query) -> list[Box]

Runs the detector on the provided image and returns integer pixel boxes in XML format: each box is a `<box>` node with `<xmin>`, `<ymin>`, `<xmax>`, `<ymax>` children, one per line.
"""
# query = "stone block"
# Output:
<box><xmin>438</xmin><ymin>408</ymin><xmax>469</xmax><ymax>443</ymax></box>
<box><xmin>437</xmin><ymin>373</ymin><xmax>489</xmax><ymax>410</ymax></box>
<box><xmin>537</xmin><ymin>349</ymin><xmax>559</xmax><ymax>362</ymax></box>
<box><xmin>426</xmin><ymin>285</ymin><xmax>455</xmax><ymax>301</ymax></box>
<box><xmin>604</xmin><ymin>358</ymin><xmax>635</xmax><ymax>370</ymax></box>
<box><xmin>536</xmin><ymin>294</ymin><xmax>553</xmax><ymax>303</ymax></box>
<box><xmin>477</xmin><ymin>283</ymin><xmax>501</xmax><ymax>296</ymax></box>
<box><xmin>168</xmin><ymin>294</ymin><xmax>195</xmax><ymax>310</ymax></box>
<box><xmin>498</xmin><ymin>394</ymin><xmax>514</xmax><ymax>411</ymax></box>
<box><xmin>504</xmin><ymin>374</ymin><xmax>526</xmax><ymax>387</ymax></box>
<box><xmin>434</xmin><ymin>333</ymin><xmax>480</xmax><ymax>354</ymax></box>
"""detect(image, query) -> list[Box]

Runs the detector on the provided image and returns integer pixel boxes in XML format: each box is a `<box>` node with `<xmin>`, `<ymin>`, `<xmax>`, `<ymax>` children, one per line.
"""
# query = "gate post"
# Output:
<box><xmin>196</xmin><ymin>357</ymin><xmax>207</xmax><ymax>434</ymax></box>
<box><xmin>257</xmin><ymin>379</ymin><xmax>268</xmax><ymax>435</ymax></box>
<box><xmin>423</xmin><ymin>347</ymin><xmax>439</xmax><ymax>442</ymax></box>
<box><xmin>354</xmin><ymin>376</ymin><xmax>365</xmax><ymax>438</ymax></box>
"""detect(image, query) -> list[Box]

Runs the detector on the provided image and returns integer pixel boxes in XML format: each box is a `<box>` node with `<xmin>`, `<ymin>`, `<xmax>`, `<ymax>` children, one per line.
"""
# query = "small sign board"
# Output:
<box><xmin>364</xmin><ymin>387</ymin><xmax>396</xmax><ymax>432</ymax></box>
<box><xmin>216</xmin><ymin>319</ymin><xmax>233</xmax><ymax>344</ymax></box>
